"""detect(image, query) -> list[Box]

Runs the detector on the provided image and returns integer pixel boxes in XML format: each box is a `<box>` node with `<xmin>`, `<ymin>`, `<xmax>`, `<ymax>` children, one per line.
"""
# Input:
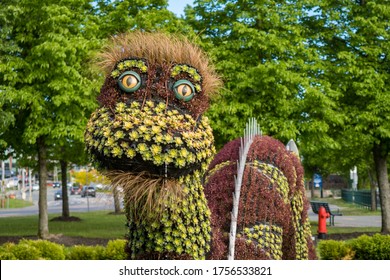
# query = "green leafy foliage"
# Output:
<box><xmin>0</xmin><ymin>239</ymin><xmax>65</xmax><ymax>260</ymax></box>
<box><xmin>0</xmin><ymin>239</ymin><xmax>129</xmax><ymax>260</ymax></box>
<box><xmin>318</xmin><ymin>234</ymin><xmax>390</xmax><ymax>260</ymax></box>
<box><xmin>186</xmin><ymin>0</ymin><xmax>335</xmax><ymax>149</ymax></box>
<box><xmin>0</xmin><ymin>0</ymin><xmax>190</xmax><ymax>237</ymax></box>
<box><xmin>65</xmin><ymin>245</ymin><xmax>106</xmax><ymax>260</ymax></box>
<box><xmin>349</xmin><ymin>234</ymin><xmax>390</xmax><ymax>260</ymax></box>
<box><xmin>104</xmin><ymin>239</ymin><xmax>127</xmax><ymax>260</ymax></box>
<box><xmin>300</xmin><ymin>0</ymin><xmax>390</xmax><ymax>172</ymax></box>
<box><xmin>317</xmin><ymin>240</ymin><xmax>353</xmax><ymax>260</ymax></box>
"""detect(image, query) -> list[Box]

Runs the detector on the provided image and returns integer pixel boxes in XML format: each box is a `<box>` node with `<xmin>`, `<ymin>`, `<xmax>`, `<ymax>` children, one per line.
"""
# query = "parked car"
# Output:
<box><xmin>70</xmin><ymin>186</ymin><xmax>81</xmax><ymax>195</ymax></box>
<box><xmin>53</xmin><ymin>182</ymin><xmax>61</xmax><ymax>188</ymax></box>
<box><xmin>54</xmin><ymin>190</ymin><xmax>62</xmax><ymax>201</ymax></box>
<box><xmin>81</xmin><ymin>186</ymin><xmax>96</xmax><ymax>197</ymax></box>
<box><xmin>32</xmin><ymin>184</ymin><xmax>39</xmax><ymax>191</ymax></box>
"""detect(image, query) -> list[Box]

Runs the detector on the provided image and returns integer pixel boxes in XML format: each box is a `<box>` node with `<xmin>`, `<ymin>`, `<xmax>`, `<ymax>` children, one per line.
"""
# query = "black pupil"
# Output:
<box><xmin>126</xmin><ymin>76</ymin><xmax>136</xmax><ymax>87</ymax></box>
<box><xmin>182</xmin><ymin>85</ymin><xmax>189</xmax><ymax>95</ymax></box>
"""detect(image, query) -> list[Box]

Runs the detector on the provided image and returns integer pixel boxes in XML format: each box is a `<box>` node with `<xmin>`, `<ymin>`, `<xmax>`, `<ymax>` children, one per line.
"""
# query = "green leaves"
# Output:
<box><xmin>188</xmin><ymin>1</ymin><xmax>326</xmax><ymax>149</ymax></box>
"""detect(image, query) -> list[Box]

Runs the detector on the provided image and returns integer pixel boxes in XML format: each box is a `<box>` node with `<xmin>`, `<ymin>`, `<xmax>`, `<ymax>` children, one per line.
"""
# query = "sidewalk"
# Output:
<box><xmin>308</xmin><ymin>207</ymin><xmax>381</xmax><ymax>228</ymax></box>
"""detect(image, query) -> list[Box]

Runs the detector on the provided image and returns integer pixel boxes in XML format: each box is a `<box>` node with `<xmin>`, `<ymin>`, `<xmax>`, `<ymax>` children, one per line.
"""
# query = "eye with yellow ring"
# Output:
<box><xmin>118</xmin><ymin>71</ymin><xmax>141</xmax><ymax>92</ymax></box>
<box><xmin>173</xmin><ymin>80</ymin><xmax>195</xmax><ymax>102</ymax></box>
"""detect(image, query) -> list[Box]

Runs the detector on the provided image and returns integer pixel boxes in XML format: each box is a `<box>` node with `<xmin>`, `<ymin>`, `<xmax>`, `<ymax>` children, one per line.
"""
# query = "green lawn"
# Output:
<box><xmin>0</xmin><ymin>211</ymin><xmax>127</xmax><ymax>239</ymax></box>
<box><xmin>0</xmin><ymin>198</ymin><xmax>34</xmax><ymax>209</ymax></box>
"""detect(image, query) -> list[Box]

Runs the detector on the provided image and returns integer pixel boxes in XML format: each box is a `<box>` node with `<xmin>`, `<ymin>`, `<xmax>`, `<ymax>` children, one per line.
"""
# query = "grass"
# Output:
<box><xmin>310</xmin><ymin>221</ymin><xmax>380</xmax><ymax>235</ymax></box>
<box><xmin>0</xmin><ymin>197</ymin><xmax>383</xmax><ymax>240</ymax></box>
<box><xmin>0</xmin><ymin>198</ymin><xmax>34</xmax><ymax>209</ymax></box>
<box><xmin>0</xmin><ymin>211</ymin><xmax>127</xmax><ymax>239</ymax></box>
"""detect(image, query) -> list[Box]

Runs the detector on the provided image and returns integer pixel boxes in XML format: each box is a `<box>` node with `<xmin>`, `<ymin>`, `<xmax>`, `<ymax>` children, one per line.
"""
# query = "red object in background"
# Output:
<box><xmin>318</xmin><ymin>206</ymin><xmax>330</xmax><ymax>239</ymax></box>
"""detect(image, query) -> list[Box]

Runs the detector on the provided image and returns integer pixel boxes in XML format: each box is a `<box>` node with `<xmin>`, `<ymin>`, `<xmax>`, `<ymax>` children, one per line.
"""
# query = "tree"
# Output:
<box><xmin>302</xmin><ymin>0</ymin><xmax>390</xmax><ymax>233</ymax></box>
<box><xmin>185</xmin><ymin>0</ymin><xmax>341</xmax><ymax>149</ymax></box>
<box><xmin>0</xmin><ymin>0</ymin><xmax>100</xmax><ymax>238</ymax></box>
<box><xmin>92</xmin><ymin>0</ymin><xmax>195</xmax><ymax>41</ymax></box>
<box><xmin>53</xmin><ymin>141</ymin><xmax>90</xmax><ymax>218</ymax></box>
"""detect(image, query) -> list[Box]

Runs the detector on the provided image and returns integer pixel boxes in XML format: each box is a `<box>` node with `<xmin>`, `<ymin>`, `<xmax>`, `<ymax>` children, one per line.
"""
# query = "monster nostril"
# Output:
<box><xmin>131</xmin><ymin>143</ymin><xmax>137</xmax><ymax>149</ymax></box>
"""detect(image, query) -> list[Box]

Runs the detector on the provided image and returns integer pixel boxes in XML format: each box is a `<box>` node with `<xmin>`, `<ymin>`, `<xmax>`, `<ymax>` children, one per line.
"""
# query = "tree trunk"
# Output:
<box><xmin>113</xmin><ymin>185</ymin><xmax>121</xmax><ymax>213</ymax></box>
<box><xmin>367</xmin><ymin>167</ymin><xmax>377</xmax><ymax>211</ymax></box>
<box><xmin>37</xmin><ymin>136</ymin><xmax>49</xmax><ymax>239</ymax></box>
<box><xmin>373</xmin><ymin>142</ymin><xmax>390</xmax><ymax>234</ymax></box>
<box><xmin>60</xmin><ymin>160</ymin><xmax>70</xmax><ymax>218</ymax></box>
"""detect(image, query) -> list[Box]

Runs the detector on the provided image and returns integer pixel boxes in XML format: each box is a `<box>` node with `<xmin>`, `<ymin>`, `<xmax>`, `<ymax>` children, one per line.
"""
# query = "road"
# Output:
<box><xmin>0</xmin><ymin>187</ymin><xmax>122</xmax><ymax>217</ymax></box>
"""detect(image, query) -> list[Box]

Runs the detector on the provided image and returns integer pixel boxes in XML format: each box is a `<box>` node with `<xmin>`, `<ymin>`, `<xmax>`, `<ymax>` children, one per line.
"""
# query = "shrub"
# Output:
<box><xmin>317</xmin><ymin>240</ymin><xmax>354</xmax><ymax>260</ymax></box>
<box><xmin>0</xmin><ymin>239</ymin><xmax>65</xmax><ymax>260</ymax></box>
<box><xmin>348</xmin><ymin>234</ymin><xmax>390</xmax><ymax>260</ymax></box>
<box><xmin>10</xmin><ymin>241</ymin><xmax>42</xmax><ymax>260</ymax></box>
<box><xmin>0</xmin><ymin>243</ymin><xmax>17</xmax><ymax>260</ymax></box>
<box><xmin>66</xmin><ymin>245</ymin><xmax>106</xmax><ymax>260</ymax></box>
<box><xmin>18</xmin><ymin>239</ymin><xmax>65</xmax><ymax>260</ymax></box>
<box><xmin>104</xmin><ymin>239</ymin><xmax>127</xmax><ymax>260</ymax></box>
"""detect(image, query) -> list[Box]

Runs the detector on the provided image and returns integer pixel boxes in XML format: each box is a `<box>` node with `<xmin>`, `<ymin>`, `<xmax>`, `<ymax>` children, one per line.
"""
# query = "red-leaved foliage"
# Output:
<box><xmin>205</xmin><ymin>135</ymin><xmax>316</xmax><ymax>260</ymax></box>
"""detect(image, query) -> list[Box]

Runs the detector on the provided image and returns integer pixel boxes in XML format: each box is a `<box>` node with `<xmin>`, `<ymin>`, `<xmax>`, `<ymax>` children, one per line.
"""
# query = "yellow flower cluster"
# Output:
<box><xmin>243</xmin><ymin>223</ymin><xmax>283</xmax><ymax>260</ymax></box>
<box><xmin>126</xmin><ymin>172</ymin><xmax>211</xmax><ymax>260</ymax></box>
<box><xmin>291</xmin><ymin>191</ymin><xmax>310</xmax><ymax>260</ymax></box>
<box><xmin>111</xmin><ymin>59</ymin><xmax>148</xmax><ymax>78</ymax></box>
<box><xmin>251</xmin><ymin>161</ymin><xmax>289</xmax><ymax>203</ymax></box>
<box><xmin>85</xmin><ymin>101</ymin><xmax>215</xmax><ymax>171</ymax></box>
<box><xmin>171</xmin><ymin>64</ymin><xmax>202</xmax><ymax>92</ymax></box>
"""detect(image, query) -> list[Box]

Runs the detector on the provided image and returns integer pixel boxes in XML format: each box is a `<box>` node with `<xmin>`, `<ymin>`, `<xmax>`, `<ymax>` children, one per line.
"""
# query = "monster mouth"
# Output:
<box><xmin>85</xmin><ymin>99</ymin><xmax>215</xmax><ymax>178</ymax></box>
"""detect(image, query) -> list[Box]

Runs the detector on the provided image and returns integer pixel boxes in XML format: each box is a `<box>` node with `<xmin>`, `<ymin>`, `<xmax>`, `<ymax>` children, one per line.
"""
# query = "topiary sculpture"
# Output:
<box><xmin>204</xmin><ymin>122</ymin><xmax>316</xmax><ymax>260</ymax></box>
<box><xmin>85</xmin><ymin>31</ymin><xmax>315</xmax><ymax>260</ymax></box>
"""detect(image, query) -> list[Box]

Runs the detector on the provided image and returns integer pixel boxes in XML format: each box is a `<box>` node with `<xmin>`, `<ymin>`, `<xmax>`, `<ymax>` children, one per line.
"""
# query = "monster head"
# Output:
<box><xmin>85</xmin><ymin>32</ymin><xmax>221</xmax><ymax>179</ymax></box>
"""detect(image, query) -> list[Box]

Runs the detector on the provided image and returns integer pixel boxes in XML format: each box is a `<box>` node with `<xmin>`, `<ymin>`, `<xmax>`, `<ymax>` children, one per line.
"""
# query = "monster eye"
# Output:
<box><xmin>118</xmin><ymin>71</ymin><xmax>141</xmax><ymax>92</ymax></box>
<box><xmin>173</xmin><ymin>80</ymin><xmax>195</xmax><ymax>102</ymax></box>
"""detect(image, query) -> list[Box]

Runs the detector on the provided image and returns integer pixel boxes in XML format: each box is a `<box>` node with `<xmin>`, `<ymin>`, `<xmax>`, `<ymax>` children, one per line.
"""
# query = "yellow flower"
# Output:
<box><xmin>123</xmin><ymin>122</ymin><xmax>133</xmax><ymax>130</ymax></box>
<box><xmin>142</xmin><ymin>151</ymin><xmax>152</xmax><ymax>161</ymax></box>
<box><xmin>126</xmin><ymin>149</ymin><xmax>136</xmax><ymax>158</ymax></box>
<box><xmin>176</xmin><ymin>158</ymin><xmax>186</xmax><ymax>167</ymax></box>
<box><xmin>163</xmin><ymin>154</ymin><xmax>173</xmax><ymax>164</ymax></box>
<box><xmin>114</xmin><ymin>130</ymin><xmax>124</xmax><ymax>140</ymax></box>
<box><xmin>117</xmin><ymin>62</ymin><xmax>124</xmax><ymax>70</ymax></box>
<box><xmin>137</xmin><ymin>143</ymin><xmax>148</xmax><ymax>153</ymax></box>
<box><xmin>150</xmin><ymin>145</ymin><xmax>162</xmax><ymax>156</ymax></box>
<box><xmin>105</xmin><ymin>137</ymin><xmax>115</xmax><ymax>147</ymax></box>
<box><xmin>129</xmin><ymin>130</ymin><xmax>139</xmax><ymax>140</ymax></box>
<box><xmin>151</xmin><ymin>125</ymin><xmax>161</xmax><ymax>135</ymax></box>
<box><xmin>163</xmin><ymin>134</ymin><xmax>173</xmax><ymax>143</ymax></box>
<box><xmin>179</xmin><ymin>148</ymin><xmax>189</xmax><ymax>158</ymax></box>
<box><xmin>130</xmin><ymin>101</ymin><xmax>140</xmax><ymax>109</ymax></box>
<box><xmin>174</xmin><ymin>137</ymin><xmax>183</xmax><ymax>146</ymax></box>
<box><xmin>111</xmin><ymin>146</ymin><xmax>123</xmax><ymax>157</ymax></box>
<box><xmin>116</xmin><ymin>102</ymin><xmax>126</xmax><ymax>113</ymax></box>
<box><xmin>145</xmin><ymin>100</ymin><xmax>154</xmax><ymax>108</ymax></box>
<box><xmin>154</xmin><ymin>134</ymin><xmax>164</xmax><ymax>144</ymax></box>
<box><xmin>143</xmin><ymin>134</ymin><xmax>152</xmax><ymax>141</ymax></box>
<box><xmin>143</xmin><ymin>118</ymin><xmax>153</xmax><ymax>126</ymax></box>
<box><xmin>121</xmin><ymin>142</ymin><xmax>129</xmax><ymax>149</ymax></box>
<box><xmin>138</xmin><ymin>125</ymin><xmax>147</xmax><ymax>134</ymax></box>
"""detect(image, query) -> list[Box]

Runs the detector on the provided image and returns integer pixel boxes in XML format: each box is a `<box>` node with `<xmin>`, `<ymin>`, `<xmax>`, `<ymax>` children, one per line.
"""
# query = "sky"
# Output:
<box><xmin>168</xmin><ymin>0</ymin><xmax>194</xmax><ymax>16</ymax></box>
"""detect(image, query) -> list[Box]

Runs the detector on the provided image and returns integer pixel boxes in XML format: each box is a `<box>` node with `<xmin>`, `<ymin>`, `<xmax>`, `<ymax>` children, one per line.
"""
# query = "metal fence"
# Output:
<box><xmin>341</xmin><ymin>189</ymin><xmax>380</xmax><ymax>209</ymax></box>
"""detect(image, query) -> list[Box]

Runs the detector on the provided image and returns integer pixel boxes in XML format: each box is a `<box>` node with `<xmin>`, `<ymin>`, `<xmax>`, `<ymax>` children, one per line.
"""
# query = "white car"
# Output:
<box><xmin>32</xmin><ymin>184</ymin><xmax>39</xmax><ymax>191</ymax></box>
<box><xmin>6</xmin><ymin>178</ymin><xmax>18</xmax><ymax>188</ymax></box>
